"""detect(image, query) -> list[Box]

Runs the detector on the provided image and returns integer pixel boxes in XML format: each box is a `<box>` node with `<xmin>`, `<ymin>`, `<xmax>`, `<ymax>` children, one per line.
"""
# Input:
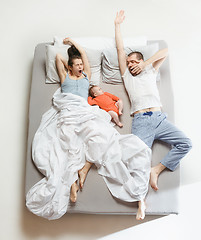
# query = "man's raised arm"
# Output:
<box><xmin>115</xmin><ymin>10</ymin><xmax>127</xmax><ymax>76</ymax></box>
<box><xmin>146</xmin><ymin>48</ymin><xmax>168</xmax><ymax>71</ymax></box>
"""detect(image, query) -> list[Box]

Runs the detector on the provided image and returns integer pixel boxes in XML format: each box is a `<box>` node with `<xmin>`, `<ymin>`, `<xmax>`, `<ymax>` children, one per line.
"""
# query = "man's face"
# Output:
<box><xmin>127</xmin><ymin>54</ymin><xmax>143</xmax><ymax>76</ymax></box>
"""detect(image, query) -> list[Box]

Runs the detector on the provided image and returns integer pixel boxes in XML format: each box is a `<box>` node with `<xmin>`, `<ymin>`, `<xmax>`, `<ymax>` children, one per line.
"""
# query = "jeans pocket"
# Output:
<box><xmin>132</xmin><ymin>115</ymin><xmax>147</xmax><ymax>133</ymax></box>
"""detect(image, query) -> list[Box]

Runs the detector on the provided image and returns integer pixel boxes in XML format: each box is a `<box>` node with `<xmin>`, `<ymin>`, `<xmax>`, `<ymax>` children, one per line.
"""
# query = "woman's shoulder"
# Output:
<box><xmin>83</xmin><ymin>70</ymin><xmax>92</xmax><ymax>80</ymax></box>
<box><xmin>82</xmin><ymin>72</ymin><xmax>89</xmax><ymax>81</ymax></box>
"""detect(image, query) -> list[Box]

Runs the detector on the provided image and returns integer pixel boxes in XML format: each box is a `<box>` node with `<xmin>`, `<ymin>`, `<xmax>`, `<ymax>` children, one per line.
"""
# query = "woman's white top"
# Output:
<box><xmin>122</xmin><ymin>64</ymin><xmax>162</xmax><ymax>115</ymax></box>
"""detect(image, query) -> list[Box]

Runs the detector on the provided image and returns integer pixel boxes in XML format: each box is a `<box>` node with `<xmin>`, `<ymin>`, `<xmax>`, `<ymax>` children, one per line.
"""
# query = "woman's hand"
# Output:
<box><xmin>114</xmin><ymin>10</ymin><xmax>125</xmax><ymax>25</ymax></box>
<box><xmin>63</xmin><ymin>37</ymin><xmax>75</xmax><ymax>45</ymax></box>
<box><xmin>63</xmin><ymin>37</ymin><xmax>91</xmax><ymax>80</ymax></box>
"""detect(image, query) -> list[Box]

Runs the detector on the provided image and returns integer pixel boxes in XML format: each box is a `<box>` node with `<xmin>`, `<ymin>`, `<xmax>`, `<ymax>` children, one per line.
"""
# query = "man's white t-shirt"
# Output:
<box><xmin>122</xmin><ymin>64</ymin><xmax>162</xmax><ymax>115</ymax></box>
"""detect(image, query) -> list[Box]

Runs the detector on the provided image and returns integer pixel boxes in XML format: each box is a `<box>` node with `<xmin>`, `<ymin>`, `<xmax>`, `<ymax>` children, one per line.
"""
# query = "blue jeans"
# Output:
<box><xmin>132</xmin><ymin>111</ymin><xmax>192</xmax><ymax>171</ymax></box>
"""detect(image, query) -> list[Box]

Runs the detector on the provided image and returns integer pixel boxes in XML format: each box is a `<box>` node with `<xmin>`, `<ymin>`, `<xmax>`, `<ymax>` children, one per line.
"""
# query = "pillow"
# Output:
<box><xmin>53</xmin><ymin>36</ymin><xmax>147</xmax><ymax>50</ymax></box>
<box><xmin>85</xmin><ymin>48</ymin><xmax>102</xmax><ymax>85</ymax></box>
<box><xmin>101</xmin><ymin>43</ymin><xmax>161</xmax><ymax>84</ymax></box>
<box><xmin>45</xmin><ymin>45</ymin><xmax>69</xmax><ymax>83</ymax></box>
<box><xmin>45</xmin><ymin>44</ymin><xmax>102</xmax><ymax>85</ymax></box>
<box><xmin>54</xmin><ymin>36</ymin><xmax>115</xmax><ymax>50</ymax></box>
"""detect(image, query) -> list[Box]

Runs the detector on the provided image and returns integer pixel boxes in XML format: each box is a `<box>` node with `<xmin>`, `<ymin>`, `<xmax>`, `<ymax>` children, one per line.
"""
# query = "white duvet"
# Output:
<box><xmin>26</xmin><ymin>89</ymin><xmax>151</xmax><ymax>220</ymax></box>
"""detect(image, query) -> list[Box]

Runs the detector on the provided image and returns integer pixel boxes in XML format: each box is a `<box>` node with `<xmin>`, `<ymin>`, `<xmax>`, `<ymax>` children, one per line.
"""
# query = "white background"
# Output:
<box><xmin>0</xmin><ymin>0</ymin><xmax>201</xmax><ymax>239</ymax></box>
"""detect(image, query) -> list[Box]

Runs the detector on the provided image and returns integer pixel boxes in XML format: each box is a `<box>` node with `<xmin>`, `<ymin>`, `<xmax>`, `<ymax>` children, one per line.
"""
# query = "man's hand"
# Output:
<box><xmin>115</xmin><ymin>10</ymin><xmax>125</xmax><ymax>25</ymax></box>
<box><xmin>130</xmin><ymin>61</ymin><xmax>146</xmax><ymax>76</ymax></box>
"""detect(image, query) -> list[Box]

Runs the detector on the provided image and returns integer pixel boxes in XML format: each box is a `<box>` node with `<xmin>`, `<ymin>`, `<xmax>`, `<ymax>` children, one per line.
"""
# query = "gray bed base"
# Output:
<box><xmin>25</xmin><ymin>40</ymin><xmax>179</xmax><ymax>216</ymax></box>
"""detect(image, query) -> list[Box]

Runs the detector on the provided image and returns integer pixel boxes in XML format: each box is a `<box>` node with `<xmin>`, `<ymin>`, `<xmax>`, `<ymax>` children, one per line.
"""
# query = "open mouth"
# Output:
<box><xmin>79</xmin><ymin>70</ymin><xmax>82</xmax><ymax>74</ymax></box>
<box><xmin>131</xmin><ymin>72</ymin><xmax>140</xmax><ymax>76</ymax></box>
<box><xmin>129</xmin><ymin>67</ymin><xmax>141</xmax><ymax>76</ymax></box>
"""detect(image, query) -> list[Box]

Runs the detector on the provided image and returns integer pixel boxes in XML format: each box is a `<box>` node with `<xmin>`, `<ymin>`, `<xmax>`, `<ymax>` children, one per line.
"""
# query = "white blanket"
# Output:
<box><xmin>26</xmin><ymin>89</ymin><xmax>151</xmax><ymax>220</ymax></box>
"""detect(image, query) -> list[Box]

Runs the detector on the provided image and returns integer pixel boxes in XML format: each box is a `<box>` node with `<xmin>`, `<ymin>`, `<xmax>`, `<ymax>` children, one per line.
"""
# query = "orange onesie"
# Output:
<box><xmin>88</xmin><ymin>92</ymin><xmax>120</xmax><ymax>115</ymax></box>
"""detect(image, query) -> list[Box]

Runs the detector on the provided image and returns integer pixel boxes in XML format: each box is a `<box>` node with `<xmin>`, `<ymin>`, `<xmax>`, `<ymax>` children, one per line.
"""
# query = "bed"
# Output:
<box><xmin>25</xmin><ymin>37</ymin><xmax>179</xmax><ymax>218</ymax></box>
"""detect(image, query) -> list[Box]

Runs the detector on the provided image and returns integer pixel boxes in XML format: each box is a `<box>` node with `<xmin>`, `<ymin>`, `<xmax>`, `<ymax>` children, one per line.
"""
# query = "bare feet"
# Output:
<box><xmin>70</xmin><ymin>182</ymin><xmax>79</xmax><ymax>203</ymax></box>
<box><xmin>150</xmin><ymin>163</ymin><xmax>166</xmax><ymax>191</ymax></box>
<box><xmin>136</xmin><ymin>200</ymin><xmax>146</xmax><ymax>220</ymax></box>
<box><xmin>150</xmin><ymin>167</ymin><xmax>159</xmax><ymax>191</ymax></box>
<box><xmin>117</xmin><ymin>122</ymin><xmax>123</xmax><ymax>128</ymax></box>
<box><xmin>108</xmin><ymin>111</ymin><xmax>123</xmax><ymax>128</ymax></box>
<box><xmin>78</xmin><ymin>168</ymin><xmax>88</xmax><ymax>189</ymax></box>
<box><xmin>70</xmin><ymin>162</ymin><xmax>92</xmax><ymax>202</ymax></box>
<box><xmin>78</xmin><ymin>161</ymin><xmax>93</xmax><ymax>189</ymax></box>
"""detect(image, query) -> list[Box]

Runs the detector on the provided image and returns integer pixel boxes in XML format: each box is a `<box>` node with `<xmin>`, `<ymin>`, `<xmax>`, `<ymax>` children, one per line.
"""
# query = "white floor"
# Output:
<box><xmin>1</xmin><ymin>0</ymin><xmax>201</xmax><ymax>239</ymax></box>
<box><xmin>98</xmin><ymin>181</ymin><xmax>201</xmax><ymax>240</ymax></box>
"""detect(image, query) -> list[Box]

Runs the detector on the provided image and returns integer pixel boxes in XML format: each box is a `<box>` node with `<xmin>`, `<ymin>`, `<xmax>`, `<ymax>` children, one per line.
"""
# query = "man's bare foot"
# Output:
<box><xmin>150</xmin><ymin>167</ymin><xmax>159</xmax><ymax>191</ymax></box>
<box><xmin>136</xmin><ymin>200</ymin><xmax>146</xmax><ymax>220</ymax></box>
<box><xmin>150</xmin><ymin>163</ymin><xmax>166</xmax><ymax>191</ymax></box>
<box><xmin>70</xmin><ymin>182</ymin><xmax>79</xmax><ymax>203</ymax></box>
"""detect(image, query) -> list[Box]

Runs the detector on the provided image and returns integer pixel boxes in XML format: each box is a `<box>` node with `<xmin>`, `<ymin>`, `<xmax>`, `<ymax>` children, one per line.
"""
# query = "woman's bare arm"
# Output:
<box><xmin>55</xmin><ymin>53</ymin><xmax>68</xmax><ymax>84</ymax></box>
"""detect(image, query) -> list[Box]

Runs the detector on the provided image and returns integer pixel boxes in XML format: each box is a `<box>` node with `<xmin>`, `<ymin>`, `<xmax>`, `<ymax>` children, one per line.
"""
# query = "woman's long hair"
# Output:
<box><xmin>67</xmin><ymin>45</ymin><xmax>82</xmax><ymax>67</ymax></box>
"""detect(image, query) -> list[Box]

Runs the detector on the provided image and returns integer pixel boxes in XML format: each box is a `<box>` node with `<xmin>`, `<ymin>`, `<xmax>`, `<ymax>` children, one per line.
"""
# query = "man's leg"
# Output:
<box><xmin>132</xmin><ymin>112</ymin><xmax>160</xmax><ymax>190</ymax></box>
<box><xmin>155</xmin><ymin>116</ymin><xmax>192</xmax><ymax>171</ymax></box>
<box><xmin>131</xmin><ymin>113</ymin><xmax>155</xmax><ymax>148</ymax></box>
<box><xmin>150</xmin><ymin>115</ymin><xmax>192</xmax><ymax>190</ymax></box>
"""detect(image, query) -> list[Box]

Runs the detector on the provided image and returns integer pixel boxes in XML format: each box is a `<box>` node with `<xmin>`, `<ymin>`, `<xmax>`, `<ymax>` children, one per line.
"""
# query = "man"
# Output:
<box><xmin>114</xmin><ymin>10</ymin><xmax>192</xmax><ymax>191</ymax></box>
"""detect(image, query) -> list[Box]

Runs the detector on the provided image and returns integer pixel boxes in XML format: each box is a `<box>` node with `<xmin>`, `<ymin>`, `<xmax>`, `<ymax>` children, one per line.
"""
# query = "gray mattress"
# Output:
<box><xmin>25</xmin><ymin>40</ymin><xmax>179</xmax><ymax>216</ymax></box>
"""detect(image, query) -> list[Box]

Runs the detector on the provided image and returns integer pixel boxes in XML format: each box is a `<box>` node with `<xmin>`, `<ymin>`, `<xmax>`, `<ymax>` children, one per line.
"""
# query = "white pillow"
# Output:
<box><xmin>45</xmin><ymin>45</ymin><xmax>69</xmax><ymax>83</ymax></box>
<box><xmin>45</xmin><ymin>44</ymin><xmax>102</xmax><ymax>84</ymax></box>
<box><xmin>46</xmin><ymin>36</ymin><xmax>147</xmax><ymax>84</ymax></box>
<box><xmin>125</xmin><ymin>43</ymin><xmax>159</xmax><ymax>60</ymax></box>
<box><xmin>53</xmin><ymin>36</ymin><xmax>147</xmax><ymax>50</ymax></box>
<box><xmin>54</xmin><ymin>36</ymin><xmax>115</xmax><ymax>50</ymax></box>
<box><xmin>102</xmin><ymin>43</ymin><xmax>161</xmax><ymax>84</ymax></box>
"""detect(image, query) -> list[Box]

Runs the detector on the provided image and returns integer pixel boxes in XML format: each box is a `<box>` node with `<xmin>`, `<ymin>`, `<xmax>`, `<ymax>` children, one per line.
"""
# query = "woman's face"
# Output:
<box><xmin>71</xmin><ymin>58</ymin><xmax>84</xmax><ymax>77</ymax></box>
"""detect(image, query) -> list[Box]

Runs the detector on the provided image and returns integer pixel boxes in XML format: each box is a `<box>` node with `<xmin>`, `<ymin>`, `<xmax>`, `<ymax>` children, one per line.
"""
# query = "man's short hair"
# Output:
<box><xmin>128</xmin><ymin>51</ymin><xmax>144</xmax><ymax>61</ymax></box>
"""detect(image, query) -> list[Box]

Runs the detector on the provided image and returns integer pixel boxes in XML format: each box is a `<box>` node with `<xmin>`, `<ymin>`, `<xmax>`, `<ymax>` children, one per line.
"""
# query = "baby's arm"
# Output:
<box><xmin>88</xmin><ymin>96</ymin><xmax>97</xmax><ymax>106</ymax></box>
<box><xmin>104</xmin><ymin>92</ymin><xmax>119</xmax><ymax>101</ymax></box>
<box><xmin>116</xmin><ymin>99</ymin><xmax>123</xmax><ymax>115</ymax></box>
<box><xmin>105</xmin><ymin>92</ymin><xmax>123</xmax><ymax>114</ymax></box>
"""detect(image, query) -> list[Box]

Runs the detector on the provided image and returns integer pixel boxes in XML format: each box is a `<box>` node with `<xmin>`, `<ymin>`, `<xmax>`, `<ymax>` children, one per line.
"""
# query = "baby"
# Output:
<box><xmin>88</xmin><ymin>85</ymin><xmax>123</xmax><ymax>127</ymax></box>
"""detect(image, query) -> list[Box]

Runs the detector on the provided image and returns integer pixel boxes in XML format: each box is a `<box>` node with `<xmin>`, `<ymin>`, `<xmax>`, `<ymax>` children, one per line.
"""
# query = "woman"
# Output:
<box><xmin>56</xmin><ymin>38</ymin><xmax>93</xmax><ymax>203</ymax></box>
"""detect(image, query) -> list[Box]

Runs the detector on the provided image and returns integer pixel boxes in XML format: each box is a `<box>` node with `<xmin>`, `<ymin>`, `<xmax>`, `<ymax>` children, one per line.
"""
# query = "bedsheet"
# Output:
<box><xmin>26</xmin><ymin>89</ymin><xmax>151</xmax><ymax>220</ymax></box>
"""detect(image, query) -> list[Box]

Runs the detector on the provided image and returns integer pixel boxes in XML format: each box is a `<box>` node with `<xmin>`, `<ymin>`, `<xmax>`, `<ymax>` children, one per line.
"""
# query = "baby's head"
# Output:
<box><xmin>89</xmin><ymin>85</ymin><xmax>104</xmax><ymax>97</ymax></box>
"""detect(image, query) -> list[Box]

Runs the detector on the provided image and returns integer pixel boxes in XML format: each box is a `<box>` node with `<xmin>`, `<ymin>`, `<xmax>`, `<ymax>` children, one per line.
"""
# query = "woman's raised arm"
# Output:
<box><xmin>63</xmin><ymin>37</ymin><xmax>91</xmax><ymax>80</ymax></box>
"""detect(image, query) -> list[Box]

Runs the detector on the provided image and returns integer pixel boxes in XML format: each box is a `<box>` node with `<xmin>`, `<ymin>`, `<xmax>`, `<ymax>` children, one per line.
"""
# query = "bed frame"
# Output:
<box><xmin>25</xmin><ymin>40</ymin><xmax>179</xmax><ymax>216</ymax></box>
